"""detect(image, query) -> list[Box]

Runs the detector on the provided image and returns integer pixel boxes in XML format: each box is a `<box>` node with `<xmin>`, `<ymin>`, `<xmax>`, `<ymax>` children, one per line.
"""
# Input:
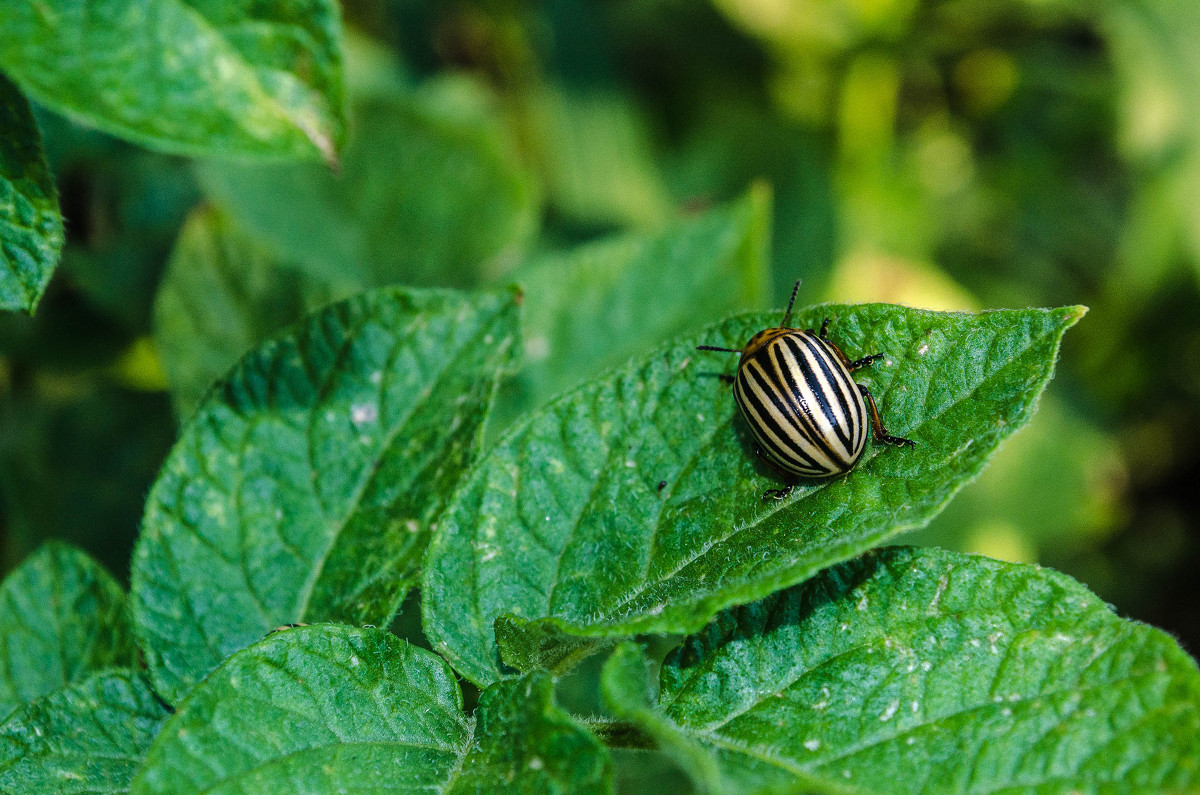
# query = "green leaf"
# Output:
<box><xmin>522</xmin><ymin>86</ymin><xmax>673</xmax><ymax>230</ymax></box>
<box><xmin>423</xmin><ymin>304</ymin><xmax>1084</xmax><ymax>685</ymax></box>
<box><xmin>603</xmin><ymin>547</ymin><xmax>1200</xmax><ymax>794</ymax></box>
<box><xmin>451</xmin><ymin>669</ymin><xmax>612</xmax><ymax>794</ymax></box>
<box><xmin>495</xmin><ymin>614</ymin><xmax>611</xmax><ymax>679</ymax></box>
<box><xmin>0</xmin><ymin>543</ymin><xmax>133</xmax><ymax>721</ymax></box>
<box><xmin>131</xmin><ymin>287</ymin><xmax>520</xmax><ymax>704</ymax></box>
<box><xmin>131</xmin><ymin>624</ymin><xmax>611</xmax><ymax>794</ymax></box>
<box><xmin>497</xmin><ymin>186</ymin><xmax>771</xmax><ymax>425</ymax></box>
<box><xmin>196</xmin><ymin>82</ymin><xmax>538</xmax><ymax>288</ymax></box>
<box><xmin>153</xmin><ymin>207</ymin><xmax>340</xmax><ymax>418</ymax></box>
<box><xmin>0</xmin><ymin>670</ymin><xmax>169</xmax><ymax>794</ymax></box>
<box><xmin>0</xmin><ymin>75</ymin><xmax>62</xmax><ymax>313</ymax></box>
<box><xmin>0</xmin><ymin>0</ymin><xmax>345</xmax><ymax>162</ymax></box>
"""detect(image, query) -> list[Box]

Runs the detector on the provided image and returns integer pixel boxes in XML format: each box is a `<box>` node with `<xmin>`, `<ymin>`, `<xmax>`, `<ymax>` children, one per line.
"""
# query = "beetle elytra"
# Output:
<box><xmin>698</xmin><ymin>281</ymin><xmax>914</xmax><ymax>500</ymax></box>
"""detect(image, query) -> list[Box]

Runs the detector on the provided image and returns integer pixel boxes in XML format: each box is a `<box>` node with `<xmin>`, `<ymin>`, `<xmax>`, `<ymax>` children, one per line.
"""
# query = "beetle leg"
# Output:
<box><xmin>763</xmin><ymin>485</ymin><xmax>795</xmax><ymax>501</ymax></box>
<box><xmin>819</xmin><ymin>317</ymin><xmax>832</xmax><ymax>338</ymax></box>
<box><xmin>718</xmin><ymin>373</ymin><xmax>736</xmax><ymax>385</ymax></box>
<box><xmin>752</xmin><ymin>444</ymin><xmax>798</xmax><ymax>500</ymax></box>
<box><xmin>847</xmin><ymin>352</ymin><xmax>884</xmax><ymax>371</ymax></box>
<box><xmin>858</xmin><ymin>385</ymin><xmax>915</xmax><ymax>447</ymax></box>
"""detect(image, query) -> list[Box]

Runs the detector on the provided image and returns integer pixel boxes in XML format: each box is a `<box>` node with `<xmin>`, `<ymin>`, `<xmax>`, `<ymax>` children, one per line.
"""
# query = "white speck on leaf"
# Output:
<box><xmin>351</xmin><ymin>403</ymin><xmax>378</xmax><ymax>424</ymax></box>
<box><xmin>917</xmin><ymin>344</ymin><xmax>929</xmax><ymax>355</ymax></box>
<box><xmin>880</xmin><ymin>700</ymin><xmax>900</xmax><ymax>722</ymax></box>
<box><xmin>804</xmin><ymin>739</ymin><xmax>821</xmax><ymax>751</ymax></box>
<box><xmin>370</xmin><ymin>370</ymin><xmax>382</xmax><ymax>385</ymax></box>
<box><xmin>525</xmin><ymin>336</ymin><xmax>550</xmax><ymax>361</ymax></box>
<box><xmin>528</xmin><ymin>757</ymin><xmax>543</xmax><ymax>770</ymax></box>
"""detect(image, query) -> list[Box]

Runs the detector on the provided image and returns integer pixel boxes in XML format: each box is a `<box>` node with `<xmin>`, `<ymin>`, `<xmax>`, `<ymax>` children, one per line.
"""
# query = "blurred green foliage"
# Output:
<box><xmin>2</xmin><ymin>0</ymin><xmax>1200</xmax><ymax>785</ymax></box>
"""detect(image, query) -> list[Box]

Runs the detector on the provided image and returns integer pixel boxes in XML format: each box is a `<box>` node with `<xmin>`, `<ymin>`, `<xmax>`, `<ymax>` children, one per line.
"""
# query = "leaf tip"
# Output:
<box><xmin>1060</xmin><ymin>304</ymin><xmax>1089</xmax><ymax>326</ymax></box>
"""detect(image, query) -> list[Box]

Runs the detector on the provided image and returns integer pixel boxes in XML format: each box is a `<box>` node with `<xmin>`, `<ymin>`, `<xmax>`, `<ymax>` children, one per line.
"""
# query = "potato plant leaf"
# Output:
<box><xmin>0</xmin><ymin>543</ymin><xmax>133</xmax><ymax>721</ymax></box>
<box><xmin>0</xmin><ymin>671</ymin><xmax>169</xmax><ymax>794</ymax></box>
<box><xmin>132</xmin><ymin>287</ymin><xmax>520</xmax><ymax>704</ymax></box>
<box><xmin>423</xmin><ymin>304</ymin><xmax>1084</xmax><ymax>685</ymax></box>
<box><xmin>602</xmin><ymin>547</ymin><xmax>1200</xmax><ymax>794</ymax></box>
<box><xmin>153</xmin><ymin>207</ymin><xmax>340</xmax><ymax>417</ymax></box>
<box><xmin>131</xmin><ymin>625</ymin><xmax>611</xmax><ymax>794</ymax></box>
<box><xmin>0</xmin><ymin>75</ymin><xmax>62</xmax><ymax>313</ymax></box>
<box><xmin>498</xmin><ymin>185</ymin><xmax>771</xmax><ymax>424</ymax></box>
<box><xmin>196</xmin><ymin>87</ymin><xmax>537</xmax><ymax>288</ymax></box>
<box><xmin>0</xmin><ymin>0</ymin><xmax>345</xmax><ymax>162</ymax></box>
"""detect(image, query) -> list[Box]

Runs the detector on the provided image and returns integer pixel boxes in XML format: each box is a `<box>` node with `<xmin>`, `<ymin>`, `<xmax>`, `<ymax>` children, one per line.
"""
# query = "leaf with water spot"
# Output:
<box><xmin>132</xmin><ymin>287</ymin><xmax>520</xmax><ymax>704</ymax></box>
<box><xmin>423</xmin><ymin>304</ymin><xmax>1084</xmax><ymax>685</ymax></box>
<box><xmin>601</xmin><ymin>547</ymin><xmax>1200</xmax><ymax>794</ymax></box>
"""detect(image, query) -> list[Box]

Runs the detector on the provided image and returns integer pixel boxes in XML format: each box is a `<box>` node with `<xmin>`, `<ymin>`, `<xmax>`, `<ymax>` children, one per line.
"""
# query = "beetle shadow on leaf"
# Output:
<box><xmin>729</xmin><ymin>403</ymin><xmax>801</xmax><ymax>489</ymax></box>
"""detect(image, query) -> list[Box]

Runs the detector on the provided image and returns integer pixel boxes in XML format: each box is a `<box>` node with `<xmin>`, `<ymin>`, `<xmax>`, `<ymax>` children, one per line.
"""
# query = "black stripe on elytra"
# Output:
<box><xmin>736</xmin><ymin>367</ymin><xmax>823</xmax><ymax>472</ymax></box>
<box><xmin>736</xmin><ymin>365</ymin><xmax>827</xmax><ymax>473</ymax></box>
<box><xmin>792</xmin><ymin>333</ymin><xmax>858</xmax><ymax>452</ymax></box>
<box><xmin>818</xmin><ymin>336</ymin><xmax>867</xmax><ymax>446</ymax></box>
<box><xmin>760</xmin><ymin>340</ymin><xmax>846</xmax><ymax>466</ymax></box>
<box><xmin>746</xmin><ymin>349</ymin><xmax>839</xmax><ymax>467</ymax></box>
<box><xmin>750</xmin><ymin>357</ymin><xmax>843</xmax><ymax>474</ymax></box>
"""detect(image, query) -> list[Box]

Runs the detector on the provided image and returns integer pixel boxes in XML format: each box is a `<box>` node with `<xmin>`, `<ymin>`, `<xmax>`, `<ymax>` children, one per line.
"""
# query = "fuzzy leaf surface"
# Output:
<box><xmin>0</xmin><ymin>0</ymin><xmax>344</xmax><ymax>161</ymax></box>
<box><xmin>132</xmin><ymin>287</ymin><xmax>519</xmax><ymax>703</ymax></box>
<box><xmin>0</xmin><ymin>671</ymin><xmax>168</xmax><ymax>794</ymax></box>
<box><xmin>131</xmin><ymin>625</ymin><xmax>610</xmax><ymax>794</ymax></box>
<box><xmin>498</xmin><ymin>186</ymin><xmax>770</xmax><ymax>423</ymax></box>
<box><xmin>153</xmin><ymin>207</ymin><xmax>339</xmax><ymax>417</ymax></box>
<box><xmin>0</xmin><ymin>75</ymin><xmax>62</xmax><ymax>313</ymax></box>
<box><xmin>603</xmin><ymin>547</ymin><xmax>1200</xmax><ymax>794</ymax></box>
<box><xmin>424</xmin><ymin>304</ymin><xmax>1084</xmax><ymax>685</ymax></box>
<box><xmin>0</xmin><ymin>543</ymin><xmax>133</xmax><ymax>721</ymax></box>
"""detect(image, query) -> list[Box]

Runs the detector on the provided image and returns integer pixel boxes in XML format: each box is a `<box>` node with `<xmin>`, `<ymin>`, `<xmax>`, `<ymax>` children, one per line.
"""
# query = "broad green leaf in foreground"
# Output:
<box><xmin>0</xmin><ymin>671</ymin><xmax>169</xmax><ymax>794</ymax></box>
<box><xmin>132</xmin><ymin>287</ymin><xmax>520</xmax><ymax>704</ymax></box>
<box><xmin>0</xmin><ymin>0</ymin><xmax>344</xmax><ymax>162</ymax></box>
<box><xmin>131</xmin><ymin>625</ymin><xmax>611</xmax><ymax>794</ymax></box>
<box><xmin>497</xmin><ymin>185</ymin><xmax>771</xmax><ymax>425</ymax></box>
<box><xmin>602</xmin><ymin>547</ymin><xmax>1200</xmax><ymax>794</ymax></box>
<box><xmin>197</xmin><ymin>83</ymin><xmax>537</xmax><ymax>288</ymax></box>
<box><xmin>423</xmin><ymin>304</ymin><xmax>1084</xmax><ymax>685</ymax></box>
<box><xmin>154</xmin><ymin>207</ymin><xmax>340</xmax><ymax>417</ymax></box>
<box><xmin>0</xmin><ymin>75</ymin><xmax>62</xmax><ymax>313</ymax></box>
<box><xmin>0</xmin><ymin>543</ymin><xmax>133</xmax><ymax>721</ymax></box>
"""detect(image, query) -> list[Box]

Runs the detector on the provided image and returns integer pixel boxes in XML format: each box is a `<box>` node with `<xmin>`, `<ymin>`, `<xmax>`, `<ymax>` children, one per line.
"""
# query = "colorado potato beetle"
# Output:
<box><xmin>698</xmin><ymin>281</ymin><xmax>914</xmax><ymax>500</ymax></box>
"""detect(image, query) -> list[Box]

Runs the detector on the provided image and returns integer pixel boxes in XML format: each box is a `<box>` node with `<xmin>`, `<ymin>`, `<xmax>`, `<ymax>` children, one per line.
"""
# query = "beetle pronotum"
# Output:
<box><xmin>698</xmin><ymin>280</ymin><xmax>914</xmax><ymax>500</ymax></box>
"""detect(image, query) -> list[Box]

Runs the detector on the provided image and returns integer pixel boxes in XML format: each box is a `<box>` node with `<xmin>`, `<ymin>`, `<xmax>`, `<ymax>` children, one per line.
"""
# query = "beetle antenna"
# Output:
<box><xmin>697</xmin><ymin>345</ymin><xmax>741</xmax><ymax>353</ymax></box>
<box><xmin>780</xmin><ymin>279</ymin><xmax>801</xmax><ymax>328</ymax></box>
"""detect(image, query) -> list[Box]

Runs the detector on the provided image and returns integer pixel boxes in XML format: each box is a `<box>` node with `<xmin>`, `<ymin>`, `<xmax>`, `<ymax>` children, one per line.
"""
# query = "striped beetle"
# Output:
<box><xmin>698</xmin><ymin>281</ymin><xmax>914</xmax><ymax>500</ymax></box>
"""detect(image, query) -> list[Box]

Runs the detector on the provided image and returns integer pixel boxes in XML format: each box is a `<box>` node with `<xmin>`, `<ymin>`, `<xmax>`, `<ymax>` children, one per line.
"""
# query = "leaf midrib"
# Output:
<box><xmin>588</xmin><ymin>317</ymin><xmax>1063</xmax><ymax>627</ymax></box>
<box><xmin>296</xmin><ymin>302</ymin><xmax>506</xmax><ymax>620</ymax></box>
